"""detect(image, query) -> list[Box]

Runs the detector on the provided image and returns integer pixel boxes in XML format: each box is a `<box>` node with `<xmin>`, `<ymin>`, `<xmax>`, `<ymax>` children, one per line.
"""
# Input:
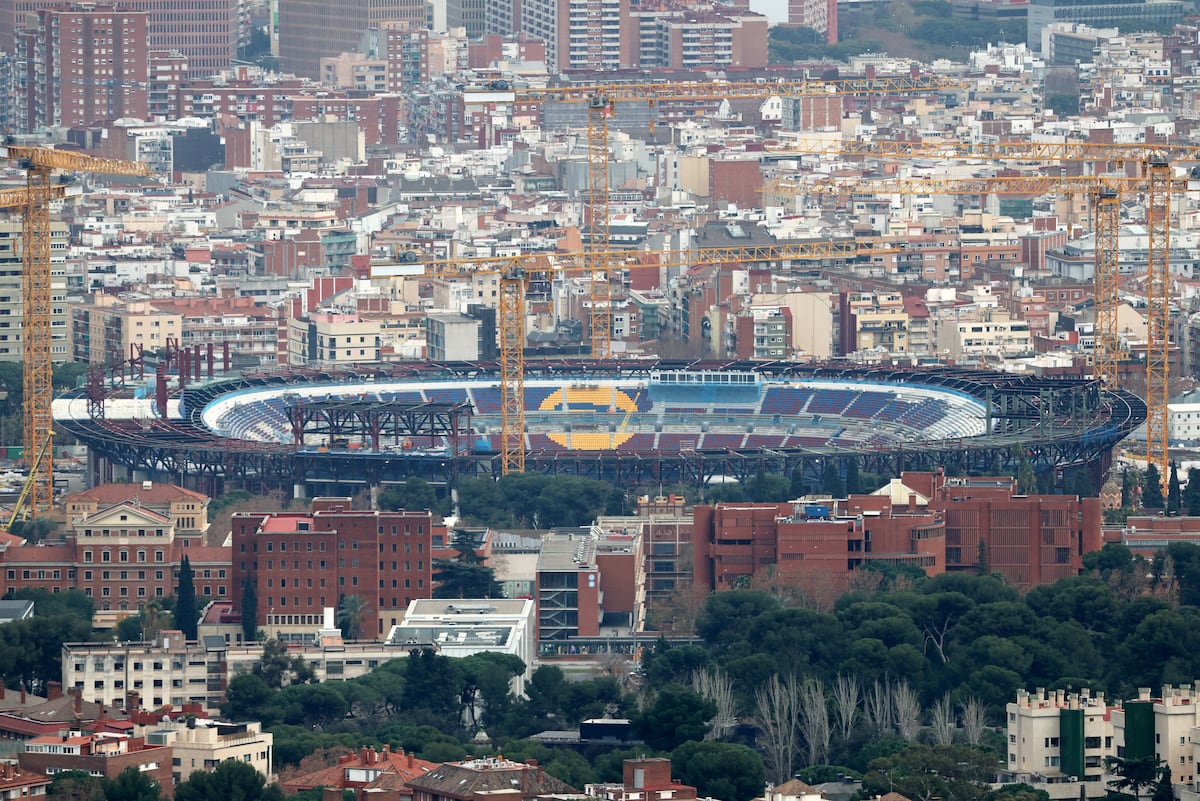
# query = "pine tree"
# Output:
<box><xmin>822</xmin><ymin>462</ymin><xmax>844</xmax><ymax>497</ymax></box>
<box><xmin>240</xmin><ymin>576</ymin><xmax>257</xmax><ymax>642</ymax></box>
<box><xmin>174</xmin><ymin>554</ymin><xmax>198</xmax><ymax>640</ymax></box>
<box><xmin>1144</xmin><ymin>465</ymin><xmax>1165</xmax><ymax>509</ymax></box>
<box><xmin>1168</xmin><ymin>462</ymin><xmax>1183</xmax><ymax>514</ymax></box>
<box><xmin>844</xmin><ymin>459</ymin><xmax>861</xmax><ymax>495</ymax></box>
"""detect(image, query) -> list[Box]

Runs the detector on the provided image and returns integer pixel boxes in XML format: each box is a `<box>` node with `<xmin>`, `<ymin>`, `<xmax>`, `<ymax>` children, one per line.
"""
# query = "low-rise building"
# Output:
<box><xmin>387</xmin><ymin>598</ymin><xmax>536</xmax><ymax>688</ymax></box>
<box><xmin>1003</xmin><ymin>684</ymin><xmax>1200</xmax><ymax>799</ymax></box>
<box><xmin>19</xmin><ymin>731</ymin><xmax>172</xmax><ymax>796</ymax></box>
<box><xmin>0</xmin><ymin>760</ymin><xmax>51</xmax><ymax>801</ymax></box>
<box><xmin>407</xmin><ymin>757</ymin><xmax>577</xmax><ymax>801</ymax></box>
<box><xmin>283</xmin><ymin>745</ymin><xmax>438</xmax><ymax>801</ymax></box>
<box><xmin>139</xmin><ymin>719</ymin><xmax>272</xmax><ymax>785</ymax></box>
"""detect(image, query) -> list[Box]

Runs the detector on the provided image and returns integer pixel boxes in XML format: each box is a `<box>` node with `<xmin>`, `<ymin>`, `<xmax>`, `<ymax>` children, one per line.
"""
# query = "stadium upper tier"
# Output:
<box><xmin>193</xmin><ymin>377</ymin><xmax>986</xmax><ymax>453</ymax></box>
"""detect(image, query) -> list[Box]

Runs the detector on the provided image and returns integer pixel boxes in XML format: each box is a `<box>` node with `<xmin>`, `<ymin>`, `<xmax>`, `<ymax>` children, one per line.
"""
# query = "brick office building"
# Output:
<box><xmin>231</xmin><ymin>498</ymin><xmax>434</xmax><ymax>640</ymax></box>
<box><xmin>692</xmin><ymin>470</ymin><xmax>1102</xmax><ymax>593</ymax></box>
<box><xmin>692</xmin><ymin>496</ymin><xmax>945</xmax><ymax>594</ymax></box>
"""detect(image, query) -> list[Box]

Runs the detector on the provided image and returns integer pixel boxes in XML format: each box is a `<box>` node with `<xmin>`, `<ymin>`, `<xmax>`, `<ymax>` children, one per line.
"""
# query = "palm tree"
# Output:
<box><xmin>336</xmin><ymin>594</ymin><xmax>371</xmax><ymax>641</ymax></box>
<box><xmin>142</xmin><ymin>600</ymin><xmax>169</xmax><ymax>642</ymax></box>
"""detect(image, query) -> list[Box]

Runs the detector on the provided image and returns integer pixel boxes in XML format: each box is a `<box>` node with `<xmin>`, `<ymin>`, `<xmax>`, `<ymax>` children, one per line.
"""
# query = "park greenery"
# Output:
<box><xmin>174</xmin><ymin>541</ymin><xmax>1200</xmax><ymax>801</ymax></box>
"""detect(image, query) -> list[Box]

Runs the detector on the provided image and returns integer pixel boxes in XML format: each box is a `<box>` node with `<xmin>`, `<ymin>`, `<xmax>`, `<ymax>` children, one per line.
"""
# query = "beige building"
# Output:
<box><xmin>64</xmin><ymin>631</ymin><xmax>413</xmax><ymax>711</ymax></box>
<box><xmin>140</xmin><ymin>719</ymin><xmax>273</xmax><ymax>784</ymax></box>
<box><xmin>319</xmin><ymin>53</ymin><xmax>389</xmax><ymax>92</ymax></box>
<box><xmin>749</xmin><ymin>292</ymin><xmax>834</xmax><ymax>360</ymax></box>
<box><xmin>288</xmin><ymin>314</ymin><xmax>382</xmax><ymax>365</ymax></box>
<box><xmin>71</xmin><ymin>294</ymin><xmax>182</xmax><ymax>365</ymax></box>
<box><xmin>0</xmin><ymin>220</ymin><xmax>71</xmax><ymax>363</ymax></box>
<box><xmin>64</xmin><ymin>482</ymin><xmax>210</xmax><ymax>542</ymax></box>
<box><xmin>849</xmin><ymin>292</ymin><xmax>909</xmax><ymax>355</ymax></box>
<box><xmin>1004</xmin><ymin>685</ymin><xmax>1200</xmax><ymax>801</ymax></box>
<box><xmin>935</xmin><ymin>307</ymin><xmax>1033</xmax><ymax>359</ymax></box>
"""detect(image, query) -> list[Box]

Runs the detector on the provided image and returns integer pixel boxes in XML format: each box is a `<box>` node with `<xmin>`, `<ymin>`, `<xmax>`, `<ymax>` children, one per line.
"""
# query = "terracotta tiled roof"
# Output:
<box><xmin>283</xmin><ymin>748</ymin><xmax>439</xmax><ymax>793</ymax></box>
<box><xmin>67</xmin><ymin>483</ymin><xmax>208</xmax><ymax>506</ymax></box>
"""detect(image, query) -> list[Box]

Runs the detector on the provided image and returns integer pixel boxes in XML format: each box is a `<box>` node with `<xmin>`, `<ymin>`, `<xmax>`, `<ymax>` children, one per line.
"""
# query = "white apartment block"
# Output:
<box><xmin>1005</xmin><ymin>685</ymin><xmax>1200</xmax><ymax>801</ymax></box>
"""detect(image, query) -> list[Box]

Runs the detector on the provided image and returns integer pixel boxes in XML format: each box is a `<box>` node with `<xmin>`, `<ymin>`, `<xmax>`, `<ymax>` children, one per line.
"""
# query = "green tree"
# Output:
<box><xmin>845</xmin><ymin>459</ymin><xmax>862</xmax><ymax>495</ymax></box>
<box><xmin>1105</xmin><ymin>755</ymin><xmax>1165</xmax><ymax>799</ymax></box>
<box><xmin>116</xmin><ymin>600</ymin><xmax>170</xmax><ymax>643</ymax></box>
<box><xmin>174</xmin><ymin>555</ymin><xmax>197</xmax><ymax>640</ymax></box>
<box><xmin>102</xmin><ymin>767</ymin><xmax>162</xmax><ymax>801</ymax></box>
<box><xmin>862</xmin><ymin>743</ymin><xmax>996</xmax><ymax>801</ymax></box>
<box><xmin>1123</xmin><ymin>468</ymin><xmax>1144</xmax><ymax>508</ymax></box>
<box><xmin>1184</xmin><ymin>467</ymin><xmax>1200</xmax><ymax>516</ymax></box>
<box><xmin>985</xmin><ymin>785</ymin><xmax>1052</xmax><ymax>801</ymax></box>
<box><xmin>221</xmin><ymin>673</ymin><xmax>275</xmax><ymax>722</ymax></box>
<box><xmin>241</xmin><ymin>576</ymin><xmax>258</xmax><ymax>642</ymax></box>
<box><xmin>252</xmin><ymin>638</ymin><xmax>315</xmax><ymax>689</ymax></box>
<box><xmin>174</xmin><ymin>760</ymin><xmax>284</xmax><ymax>801</ymax></box>
<box><xmin>1144</xmin><ymin>465</ymin><xmax>1165</xmax><ymax>509</ymax></box>
<box><xmin>450</xmin><ymin>529</ymin><xmax>486</xmax><ymax>564</ymax></box>
<box><xmin>1168</xmin><ymin>462</ymin><xmax>1182</xmax><ymax>514</ymax></box>
<box><xmin>377</xmin><ymin>477</ymin><xmax>446</xmax><ymax>515</ymax></box>
<box><xmin>336</xmin><ymin>594</ymin><xmax>371</xmax><ymax>641</ymax></box>
<box><xmin>432</xmin><ymin>560</ymin><xmax>503</xmax><ymax>599</ymax></box>
<box><xmin>1152</xmin><ymin>766</ymin><xmax>1176</xmax><ymax>801</ymax></box>
<box><xmin>48</xmin><ymin>771</ymin><xmax>105</xmax><ymax>801</ymax></box>
<box><xmin>1016</xmin><ymin>454</ymin><xmax>1037</xmax><ymax>495</ymax></box>
<box><xmin>1045</xmin><ymin>93</ymin><xmax>1080</xmax><ymax>117</ymax></box>
<box><xmin>671</xmin><ymin>741</ymin><xmax>765</xmax><ymax>801</ymax></box>
<box><xmin>822</xmin><ymin>462</ymin><xmax>844</xmax><ymax>497</ymax></box>
<box><xmin>402</xmin><ymin>648</ymin><xmax>463</xmax><ymax>730</ymax></box>
<box><xmin>636</xmin><ymin>683</ymin><xmax>716</xmax><ymax>751</ymax></box>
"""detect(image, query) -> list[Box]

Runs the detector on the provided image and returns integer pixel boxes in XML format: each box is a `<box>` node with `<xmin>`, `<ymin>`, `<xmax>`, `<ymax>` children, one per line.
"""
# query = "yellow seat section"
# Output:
<box><xmin>547</xmin><ymin>432</ymin><xmax>633</xmax><ymax>450</ymax></box>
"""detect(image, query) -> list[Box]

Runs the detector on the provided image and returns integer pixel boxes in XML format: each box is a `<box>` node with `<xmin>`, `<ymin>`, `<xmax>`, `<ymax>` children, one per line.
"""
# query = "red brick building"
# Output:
<box><xmin>231</xmin><ymin>498</ymin><xmax>433</xmax><ymax>639</ymax></box>
<box><xmin>0</xmin><ymin>484</ymin><xmax>229</xmax><ymax>626</ymax></box>
<box><xmin>693</xmin><ymin>471</ymin><xmax>1102</xmax><ymax>593</ymax></box>
<box><xmin>19</xmin><ymin>731</ymin><xmax>172</xmax><ymax>797</ymax></box>
<box><xmin>586</xmin><ymin>758</ymin><xmax>697</xmax><ymax>801</ymax></box>
<box><xmin>693</xmin><ymin>497</ymin><xmax>944</xmax><ymax>593</ymax></box>
<box><xmin>0</xmin><ymin>760</ymin><xmax>50</xmax><ymax>801</ymax></box>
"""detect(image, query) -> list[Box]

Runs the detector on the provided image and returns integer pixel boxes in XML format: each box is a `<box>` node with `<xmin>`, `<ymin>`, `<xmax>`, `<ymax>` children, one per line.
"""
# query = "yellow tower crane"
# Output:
<box><xmin>764</xmin><ymin>142</ymin><xmax>1200</xmax><ymax>491</ymax></box>
<box><xmin>0</xmin><ymin>144</ymin><xmax>151</xmax><ymax>514</ymax></box>
<box><xmin>470</xmin><ymin>75</ymin><xmax>965</xmax><ymax>359</ymax></box>
<box><xmin>375</xmin><ymin>239</ymin><xmax>899</xmax><ymax>473</ymax></box>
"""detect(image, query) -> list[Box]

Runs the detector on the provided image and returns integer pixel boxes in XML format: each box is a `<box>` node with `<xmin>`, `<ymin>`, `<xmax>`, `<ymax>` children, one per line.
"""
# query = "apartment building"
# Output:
<box><xmin>692</xmin><ymin>497</ymin><xmax>945</xmax><ymax>594</ymax></box>
<box><xmin>845</xmin><ymin>292</ymin><xmax>910</xmax><ymax>356</ymax></box>
<box><xmin>64</xmin><ymin>630</ymin><xmax>406</xmax><ymax>710</ymax></box>
<box><xmin>231</xmin><ymin>498</ymin><xmax>435</xmax><ymax>639</ymax></box>
<box><xmin>1004</xmin><ymin>688</ymin><xmax>1113</xmax><ymax>799</ymax></box>
<box><xmin>140</xmin><ymin>719</ymin><xmax>272</xmax><ymax>784</ymax></box>
<box><xmin>0</xmin><ymin>762</ymin><xmax>50</xmax><ymax>801</ymax></box>
<box><xmin>1004</xmin><ymin>685</ymin><xmax>1200</xmax><ymax>799</ymax></box>
<box><xmin>277</xmin><ymin>0</ymin><xmax>427</xmax><ymax>78</ymax></box>
<box><xmin>0</xmin><ymin>221</ymin><xmax>70</xmax><ymax>363</ymax></box>
<box><xmin>13</xmin><ymin>5</ymin><xmax>149</xmax><ymax>132</ymax></box>
<box><xmin>2</xmin><ymin>0</ymin><xmax>235</xmax><ymax>78</ymax></box>
<box><xmin>71</xmin><ymin>294</ymin><xmax>182</xmax><ymax>366</ymax></box>
<box><xmin>535</xmin><ymin>529</ymin><xmax>643</xmax><ymax>641</ymax></box>
<box><xmin>148</xmin><ymin>297</ymin><xmax>286</xmax><ymax>367</ymax></box>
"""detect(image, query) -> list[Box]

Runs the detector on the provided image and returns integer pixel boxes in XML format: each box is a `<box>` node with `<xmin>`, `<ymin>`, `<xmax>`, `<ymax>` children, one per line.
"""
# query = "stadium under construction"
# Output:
<box><xmin>52</xmin><ymin>361</ymin><xmax>1146</xmax><ymax>497</ymax></box>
